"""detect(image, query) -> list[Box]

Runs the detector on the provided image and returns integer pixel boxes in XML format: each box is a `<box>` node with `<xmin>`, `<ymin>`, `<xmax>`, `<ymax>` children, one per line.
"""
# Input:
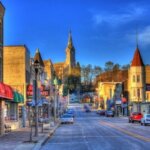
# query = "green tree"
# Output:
<box><xmin>104</xmin><ymin>61</ymin><xmax>114</xmax><ymax>71</ymax></box>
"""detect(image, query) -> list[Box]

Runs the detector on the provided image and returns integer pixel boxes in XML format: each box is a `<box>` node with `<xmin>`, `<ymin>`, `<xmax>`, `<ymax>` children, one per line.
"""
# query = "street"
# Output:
<box><xmin>41</xmin><ymin>104</ymin><xmax>150</xmax><ymax>150</ymax></box>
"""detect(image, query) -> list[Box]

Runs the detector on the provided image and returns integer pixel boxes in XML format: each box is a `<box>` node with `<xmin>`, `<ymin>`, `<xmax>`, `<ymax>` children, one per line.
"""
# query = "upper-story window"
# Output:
<box><xmin>133</xmin><ymin>89</ymin><xmax>136</xmax><ymax>97</ymax></box>
<box><xmin>133</xmin><ymin>75</ymin><xmax>135</xmax><ymax>82</ymax></box>
<box><xmin>137</xmin><ymin>75</ymin><xmax>140</xmax><ymax>82</ymax></box>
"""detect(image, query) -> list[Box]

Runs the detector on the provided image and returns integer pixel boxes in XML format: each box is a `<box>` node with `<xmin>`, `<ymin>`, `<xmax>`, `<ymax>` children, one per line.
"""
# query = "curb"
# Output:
<box><xmin>32</xmin><ymin>122</ymin><xmax>60</xmax><ymax>150</ymax></box>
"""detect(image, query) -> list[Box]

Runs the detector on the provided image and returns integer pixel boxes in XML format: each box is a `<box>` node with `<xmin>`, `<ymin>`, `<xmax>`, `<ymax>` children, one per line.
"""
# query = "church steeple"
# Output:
<box><xmin>67</xmin><ymin>30</ymin><xmax>74</xmax><ymax>49</ymax></box>
<box><xmin>66</xmin><ymin>30</ymin><xmax>76</xmax><ymax>68</ymax></box>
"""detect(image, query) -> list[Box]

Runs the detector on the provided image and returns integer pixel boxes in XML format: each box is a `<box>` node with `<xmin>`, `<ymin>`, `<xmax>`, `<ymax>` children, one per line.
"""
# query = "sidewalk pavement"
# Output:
<box><xmin>0</xmin><ymin>120</ymin><xmax>60</xmax><ymax>150</ymax></box>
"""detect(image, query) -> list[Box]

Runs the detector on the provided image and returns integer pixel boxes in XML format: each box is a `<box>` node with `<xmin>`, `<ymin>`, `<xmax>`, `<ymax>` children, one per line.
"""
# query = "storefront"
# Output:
<box><xmin>4</xmin><ymin>91</ymin><xmax>24</xmax><ymax>130</ymax></box>
<box><xmin>0</xmin><ymin>82</ymin><xmax>24</xmax><ymax>135</ymax></box>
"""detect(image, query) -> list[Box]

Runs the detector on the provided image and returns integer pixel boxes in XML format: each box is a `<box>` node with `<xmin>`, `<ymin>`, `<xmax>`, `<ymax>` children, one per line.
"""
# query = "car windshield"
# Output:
<box><xmin>61</xmin><ymin>115</ymin><xmax>72</xmax><ymax>118</ymax></box>
<box><xmin>146</xmin><ymin>114</ymin><xmax>150</xmax><ymax>118</ymax></box>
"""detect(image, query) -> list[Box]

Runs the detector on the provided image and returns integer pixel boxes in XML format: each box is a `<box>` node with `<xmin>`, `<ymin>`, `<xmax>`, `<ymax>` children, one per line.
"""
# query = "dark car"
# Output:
<box><xmin>129</xmin><ymin>112</ymin><xmax>143</xmax><ymax>123</ymax></box>
<box><xmin>99</xmin><ymin>110</ymin><xmax>106</xmax><ymax>116</ymax></box>
<box><xmin>105</xmin><ymin>110</ymin><xmax>114</xmax><ymax>117</ymax></box>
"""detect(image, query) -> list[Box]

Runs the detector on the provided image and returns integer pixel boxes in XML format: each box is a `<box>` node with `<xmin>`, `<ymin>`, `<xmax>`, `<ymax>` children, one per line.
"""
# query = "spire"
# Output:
<box><xmin>136</xmin><ymin>27</ymin><xmax>139</xmax><ymax>48</ymax></box>
<box><xmin>68</xmin><ymin>30</ymin><xmax>73</xmax><ymax>47</ymax></box>
<box><xmin>131</xmin><ymin>47</ymin><xmax>144</xmax><ymax>67</ymax></box>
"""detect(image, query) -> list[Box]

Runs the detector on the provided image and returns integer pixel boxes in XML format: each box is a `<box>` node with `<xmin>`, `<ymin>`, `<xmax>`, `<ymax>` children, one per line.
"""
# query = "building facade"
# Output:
<box><xmin>3</xmin><ymin>45</ymin><xmax>30</xmax><ymax>129</ymax></box>
<box><xmin>96</xmin><ymin>46</ymin><xmax>150</xmax><ymax>115</ymax></box>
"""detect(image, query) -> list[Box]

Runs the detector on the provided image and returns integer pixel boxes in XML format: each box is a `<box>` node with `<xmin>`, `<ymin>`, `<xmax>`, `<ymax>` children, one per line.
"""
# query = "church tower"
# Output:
<box><xmin>65</xmin><ymin>31</ymin><xmax>76</xmax><ymax>71</ymax></box>
<box><xmin>129</xmin><ymin>46</ymin><xmax>145</xmax><ymax>112</ymax></box>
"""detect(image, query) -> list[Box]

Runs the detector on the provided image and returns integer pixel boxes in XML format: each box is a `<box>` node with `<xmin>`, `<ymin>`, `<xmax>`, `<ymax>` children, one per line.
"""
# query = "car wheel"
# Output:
<box><xmin>141</xmin><ymin>122</ymin><xmax>143</xmax><ymax>126</ymax></box>
<box><xmin>132</xmin><ymin>120</ymin><xmax>134</xmax><ymax>123</ymax></box>
<box><xmin>129</xmin><ymin>119</ymin><xmax>131</xmax><ymax>123</ymax></box>
<box><xmin>144</xmin><ymin>123</ymin><xmax>147</xmax><ymax>126</ymax></box>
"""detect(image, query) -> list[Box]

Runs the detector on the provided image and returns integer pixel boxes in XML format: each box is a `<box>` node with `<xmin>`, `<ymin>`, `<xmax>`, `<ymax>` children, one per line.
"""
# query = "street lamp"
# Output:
<box><xmin>33</xmin><ymin>49</ymin><xmax>44</xmax><ymax>137</ymax></box>
<box><xmin>53</xmin><ymin>77</ymin><xmax>61</xmax><ymax>121</ymax></box>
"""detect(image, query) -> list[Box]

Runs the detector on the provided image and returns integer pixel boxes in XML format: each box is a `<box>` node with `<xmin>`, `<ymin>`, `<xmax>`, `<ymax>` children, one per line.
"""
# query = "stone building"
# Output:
<box><xmin>3</xmin><ymin>45</ymin><xmax>30</xmax><ymax>129</ymax></box>
<box><xmin>53</xmin><ymin>31</ymin><xmax>81</xmax><ymax>99</ymax></box>
<box><xmin>54</xmin><ymin>31</ymin><xmax>81</xmax><ymax>81</ymax></box>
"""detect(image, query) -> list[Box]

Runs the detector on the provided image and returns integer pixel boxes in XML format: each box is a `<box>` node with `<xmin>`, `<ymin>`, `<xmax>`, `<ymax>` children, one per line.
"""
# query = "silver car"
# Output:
<box><xmin>141</xmin><ymin>114</ymin><xmax>150</xmax><ymax>126</ymax></box>
<box><xmin>60</xmin><ymin>114</ymin><xmax>74</xmax><ymax>124</ymax></box>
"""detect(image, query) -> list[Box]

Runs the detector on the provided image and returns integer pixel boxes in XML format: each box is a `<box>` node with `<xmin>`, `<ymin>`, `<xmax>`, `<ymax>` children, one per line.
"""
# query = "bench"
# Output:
<box><xmin>5</xmin><ymin>124</ymin><xmax>11</xmax><ymax>133</ymax></box>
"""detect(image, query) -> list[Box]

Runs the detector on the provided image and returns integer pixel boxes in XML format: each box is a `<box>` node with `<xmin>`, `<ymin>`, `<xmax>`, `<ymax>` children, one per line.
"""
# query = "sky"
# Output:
<box><xmin>1</xmin><ymin>0</ymin><xmax>150</xmax><ymax>67</ymax></box>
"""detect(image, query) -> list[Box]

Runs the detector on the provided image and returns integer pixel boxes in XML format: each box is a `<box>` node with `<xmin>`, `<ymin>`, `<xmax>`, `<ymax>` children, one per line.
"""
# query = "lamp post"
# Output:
<box><xmin>33</xmin><ymin>60</ymin><xmax>40</xmax><ymax>137</ymax></box>
<box><xmin>53</xmin><ymin>77</ymin><xmax>61</xmax><ymax>121</ymax></box>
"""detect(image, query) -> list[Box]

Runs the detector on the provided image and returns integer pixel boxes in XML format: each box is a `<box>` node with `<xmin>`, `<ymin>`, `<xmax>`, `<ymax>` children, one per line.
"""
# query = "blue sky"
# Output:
<box><xmin>1</xmin><ymin>0</ymin><xmax>150</xmax><ymax>67</ymax></box>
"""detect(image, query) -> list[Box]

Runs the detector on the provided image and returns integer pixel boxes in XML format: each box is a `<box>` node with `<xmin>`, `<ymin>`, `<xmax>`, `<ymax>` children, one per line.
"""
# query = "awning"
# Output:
<box><xmin>0</xmin><ymin>82</ymin><xmax>13</xmax><ymax>100</ymax></box>
<box><xmin>13</xmin><ymin>91</ymin><xmax>24</xmax><ymax>103</ymax></box>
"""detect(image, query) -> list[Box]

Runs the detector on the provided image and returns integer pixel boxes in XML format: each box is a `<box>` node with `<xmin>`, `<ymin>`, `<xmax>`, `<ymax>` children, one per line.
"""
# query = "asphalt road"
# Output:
<box><xmin>41</xmin><ymin>104</ymin><xmax>150</xmax><ymax>150</ymax></box>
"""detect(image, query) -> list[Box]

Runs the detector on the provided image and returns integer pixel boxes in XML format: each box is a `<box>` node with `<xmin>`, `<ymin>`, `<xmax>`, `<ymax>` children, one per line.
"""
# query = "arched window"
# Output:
<box><xmin>133</xmin><ymin>89</ymin><xmax>135</xmax><ymax>97</ymax></box>
<box><xmin>133</xmin><ymin>75</ymin><xmax>135</xmax><ymax>82</ymax></box>
<box><xmin>137</xmin><ymin>89</ymin><xmax>140</xmax><ymax>98</ymax></box>
<box><xmin>137</xmin><ymin>75</ymin><xmax>140</xmax><ymax>82</ymax></box>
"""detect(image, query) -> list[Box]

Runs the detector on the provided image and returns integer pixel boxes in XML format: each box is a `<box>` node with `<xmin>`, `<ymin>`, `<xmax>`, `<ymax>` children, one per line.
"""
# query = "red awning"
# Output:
<box><xmin>0</xmin><ymin>82</ymin><xmax>13</xmax><ymax>100</ymax></box>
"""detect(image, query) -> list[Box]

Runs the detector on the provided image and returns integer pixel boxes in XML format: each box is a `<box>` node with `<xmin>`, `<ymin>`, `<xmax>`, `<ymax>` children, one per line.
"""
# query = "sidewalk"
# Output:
<box><xmin>0</xmin><ymin>121</ymin><xmax>60</xmax><ymax>150</ymax></box>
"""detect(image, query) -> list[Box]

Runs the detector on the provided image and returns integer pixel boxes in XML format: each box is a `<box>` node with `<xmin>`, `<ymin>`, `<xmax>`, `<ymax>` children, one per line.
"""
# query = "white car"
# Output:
<box><xmin>60</xmin><ymin>114</ymin><xmax>74</xmax><ymax>124</ymax></box>
<box><xmin>141</xmin><ymin>114</ymin><xmax>150</xmax><ymax>126</ymax></box>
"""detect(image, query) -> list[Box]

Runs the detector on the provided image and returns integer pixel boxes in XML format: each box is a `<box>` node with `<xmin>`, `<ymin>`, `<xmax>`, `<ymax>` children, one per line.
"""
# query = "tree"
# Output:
<box><xmin>104</xmin><ymin>61</ymin><xmax>114</xmax><ymax>71</ymax></box>
<box><xmin>122</xmin><ymin>64</ymin><xmax>130</xmax><ymax>70</ymax></box>
<box><xmin>113</xmin><ymin>63</ymin><xmax>120</xmax><ymax>71</ymax></box>
<box><xmin>93</xmin><ymin>66</ymin><xmax>103</xmax><ymax>76</ymax></box>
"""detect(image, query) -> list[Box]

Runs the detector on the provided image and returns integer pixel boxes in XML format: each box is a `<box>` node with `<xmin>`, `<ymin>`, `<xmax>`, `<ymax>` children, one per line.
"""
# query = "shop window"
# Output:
<box><xmin>137</xmin><ymin>75</ymin><xmax>140</xmax><ymax>82</ymax></box>
<box><xmin>5</xmin><ymin>102</ymin><xmax>18</xmax><ymax>121</ymax></box>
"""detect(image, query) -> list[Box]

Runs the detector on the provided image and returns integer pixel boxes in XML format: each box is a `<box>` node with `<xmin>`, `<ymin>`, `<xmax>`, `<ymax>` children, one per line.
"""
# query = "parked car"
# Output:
<box><xmin>141</xmin><ymin>114</ymin><xmax>150</xmax><ymax>126</ymax></box>
<box><xmin>129</xmin><ymin>112</ymin><xmax>143</xmax><ymax>123</ymax></box>
<box><xmin>60</xmin><ymin>114</ymin><xmax>74</xmax><ymax>124</ymax></box>
<box><xmin>96</xmin><ymin>109</ymin><xmax>101</xmax><ymax>114</ymax></box>
<box><xmin>66</xmin><ymin>111</ymin><xmax>75</xmax><ymax>117</ymax></box>
<box><xmin>99</xmin><ymin>110</ymin><xmax>106</xmax><ymax>116</ymax></box>
<box><xmin>85</xmin><ymin>108</ymin><xmax>91</xmax><ymax>112</ymax></box>
<box><xmin>105</xmin><ymin>110</ymin><xmax>114</xmax><ymax>117</ymax></box>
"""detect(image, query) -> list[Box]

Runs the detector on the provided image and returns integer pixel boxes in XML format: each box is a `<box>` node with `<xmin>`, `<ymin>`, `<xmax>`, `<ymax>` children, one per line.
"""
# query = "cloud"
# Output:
<box><xmin>92</xmin><ymin>6</ymin><xmax>146</xmax><ymax>26</ymax></box>
<box><xmin>139</xmin><ymin>26</ymin><xmax>150</xmax><ymax>45</ymax></box>
<box><xmin>126</xmin><ymin>26</ymin><xmax>150</xmax><ymax>46</ymax></box>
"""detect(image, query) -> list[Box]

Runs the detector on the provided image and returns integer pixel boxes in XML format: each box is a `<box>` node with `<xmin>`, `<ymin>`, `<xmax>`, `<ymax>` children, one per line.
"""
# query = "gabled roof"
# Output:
<box><xmin>34</xmin><ymin>48</ymin><xmax>44</xmax><ymax>67</ymax></box>
<box><xmin>131</xmin><ymin>47</ymin><xmax>144</xmax><ymax>67</ymax></box>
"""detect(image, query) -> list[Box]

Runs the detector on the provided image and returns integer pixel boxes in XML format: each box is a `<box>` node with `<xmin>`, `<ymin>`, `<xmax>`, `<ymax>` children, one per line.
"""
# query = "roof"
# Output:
<box><xmin>131</xmin><ymin>47</ymin><xmax>144</xmax><ymax>67</ymax></box>
<box><xmin>34</xmin><ymin>48</ymin><xmax>44</xmax><ymax>67</ymax></box>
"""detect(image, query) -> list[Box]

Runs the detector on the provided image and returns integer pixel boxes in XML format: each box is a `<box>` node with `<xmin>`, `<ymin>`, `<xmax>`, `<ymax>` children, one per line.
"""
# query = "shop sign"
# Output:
<box><xmin>27</xmin><ymin>84</ymin><xmax>49</xmax><ymax>97</ymax></box>
<box><xmin>115</xmin><ymin>100</ymin><xmax>122</xmax><ymax>105</ymax></box>
<box><xmin>146</xmin><ymin>84</ymin><xmax>150</xmax><ymax>91</ymax></box>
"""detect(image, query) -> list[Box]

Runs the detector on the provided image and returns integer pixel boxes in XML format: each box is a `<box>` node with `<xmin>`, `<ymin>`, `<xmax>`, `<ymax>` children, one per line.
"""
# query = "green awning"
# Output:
<box><xmin>13</xmin><ymin>92</ymin><xmax>20</xmax><ymax>103</ymax></box>
<box><xmin>13</xmin><ymin>92</ymin><xmax>24</xmax><ymax>103</ymax></box>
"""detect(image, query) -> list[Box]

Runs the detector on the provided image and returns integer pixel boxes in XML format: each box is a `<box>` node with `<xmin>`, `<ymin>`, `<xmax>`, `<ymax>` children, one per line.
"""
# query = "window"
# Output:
<box><xmin>137</xmin><ymin>75</ymin><xmax>140</xmax><ymax>82</ymax></box>
<box><xmin>5</xmin><ymin>102</ymin><xmax>18</xmax><ymax>121</ymax></box>
<box><xmin>133</xmin><ymin>89</ymin><xmax>136</xmax><ymax>97</ymax></box>
<box><xmin>137</xmin><ymin>89</ymin><xmax>140</xmax><ymax>98</ymax></box>
<box><xmin>147</xmin><ymin>93</ymin><xmax>149</xmax><ymax>100</ymax></box>
<box><xmin>133</xmin><ymin>75</ymin><xmax>135</xmax><ymax>82</ymax></box>
<box><xmin>110</xmin><ymin>88</ymin><xmax>112</xmax><ymax>98</ymax></box>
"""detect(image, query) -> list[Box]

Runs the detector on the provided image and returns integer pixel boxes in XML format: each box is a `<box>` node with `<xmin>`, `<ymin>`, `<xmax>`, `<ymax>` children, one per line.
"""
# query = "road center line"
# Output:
<box><xmin>100</xmin><ymin>121</ymin><xmax>150</xmax><ymax>142</ymax></box>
